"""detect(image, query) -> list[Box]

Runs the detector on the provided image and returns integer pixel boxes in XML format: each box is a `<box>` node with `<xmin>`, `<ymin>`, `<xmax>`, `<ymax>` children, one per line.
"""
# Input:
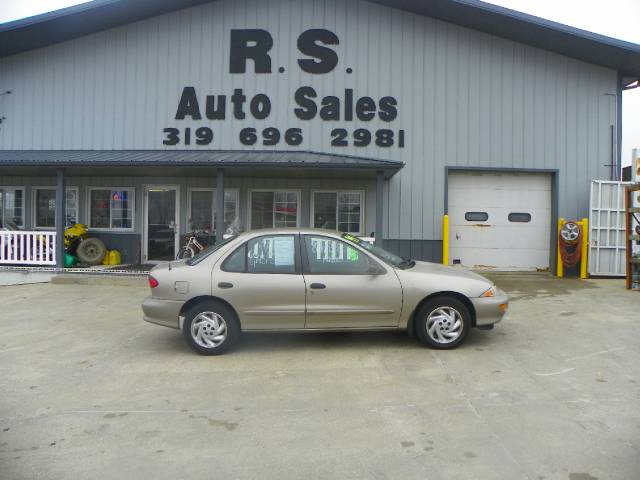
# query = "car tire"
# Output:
<box><xmin>76</xmin><ymin>238</ymin><xmax>107</xmax><ymax>265</ymax></box>
<box><xmin>182</xmin><ymin>300</ymin><xmax>240</xmax><ymax>355</ymax></box>
<box><xmin>415</xmin><ymin>296</ymin><xmax>471</xmax><ymax>350</ymax></box>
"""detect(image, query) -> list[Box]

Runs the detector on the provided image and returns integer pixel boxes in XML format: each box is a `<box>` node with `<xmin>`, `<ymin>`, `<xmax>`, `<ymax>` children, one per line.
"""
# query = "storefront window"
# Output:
<box><xmin>313</xmin><ymin>191</ymin><xmax>363</xmax><ymax>235</ymax></box>
<box><xmin>89</xmin><ymin>188</ymin><xmax>134</xmax><ymax>230</ymax></box>
<box><xmin>34</xmin><ymin>187</ymin><xmax>78</xmax><ymax>228</ymax></box>
<box><xmin>0</xmin><ymin>187</ymin><xmax>25</xmax><ymax>229</ymax></box>
<box><xmin>188</xmin><ymin>190</ymin><xmax>239</xmax><ymax>234</ymax></box>
<box><xmin>250</xmin><ymin>191</ymin><xmax>298</xmax><ymax>229</ymax></box>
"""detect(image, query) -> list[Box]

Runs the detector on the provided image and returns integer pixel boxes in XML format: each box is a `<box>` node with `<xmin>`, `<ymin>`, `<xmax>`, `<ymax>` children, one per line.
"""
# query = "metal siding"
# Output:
<box><xmin>0</xmin><ymin>0</ymin><xmax>619</xmax><ymax>240</ymax></box>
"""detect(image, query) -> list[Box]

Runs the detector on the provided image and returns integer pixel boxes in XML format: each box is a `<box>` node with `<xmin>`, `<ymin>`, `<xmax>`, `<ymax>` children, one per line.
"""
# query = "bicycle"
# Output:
<box><xmin>177</xmin><ymin>231</ymin><xmax>208</xmax><ymax>259</ymax></box>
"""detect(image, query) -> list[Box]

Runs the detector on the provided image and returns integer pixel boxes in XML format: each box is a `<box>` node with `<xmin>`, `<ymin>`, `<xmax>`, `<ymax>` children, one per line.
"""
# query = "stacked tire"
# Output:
<box><xmin>76</xmin><ymin>238</ymin><xmax>107</xmax><ymax>265</ymax></box>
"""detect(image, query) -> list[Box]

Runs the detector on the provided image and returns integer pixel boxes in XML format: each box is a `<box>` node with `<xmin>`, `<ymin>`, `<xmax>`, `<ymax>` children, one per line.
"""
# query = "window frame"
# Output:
<box><xmin>32</xmin><ymin>186</ymin><xmax>79</xmax><ymax>230</ymax></box>
<box><xmin>247</xmin><ymin>189</ymin><xmax>301</xmax><ymax>230</ymax></box>
<box><xmin>86</xmin><ymin>186</ymin><xmax>136</xmax><ymax>232</ymax></box>
<box><xmin>221</xmin><ymin>234</ymin><xmax>302</xmax><ymax>274</ymax></box>
<box><xmin>310</xmin><ymin>189</ymin><xmax>365</xmax><ymax>236</ymax></box>
<box><xmin>187</xmin><ymin>188</ymin><xmax>240</xmax><ymax>233</ymax></box>
<box><xmin>0</xmin><ymin>186</ymin><xmax>26</xmax><ymax>229</ymax></box>
<box><xmin>301</xmin><ymin>234</ymin><xmax>385</xmax><ymax>276</ymax></box>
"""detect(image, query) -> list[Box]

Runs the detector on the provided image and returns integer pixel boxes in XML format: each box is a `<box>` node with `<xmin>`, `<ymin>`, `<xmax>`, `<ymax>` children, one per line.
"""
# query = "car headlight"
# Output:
<box><xmin>480</xmin><ymin>285</ymin><xmax>497</xmax><ymax>297</ymax></box>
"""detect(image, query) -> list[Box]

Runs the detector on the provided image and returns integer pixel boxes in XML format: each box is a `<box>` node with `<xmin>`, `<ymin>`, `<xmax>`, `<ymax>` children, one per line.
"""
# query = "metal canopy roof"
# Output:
<box><xmin>0</xmin><ymin>0</ymin><xmax>639</xmax><ymax>77</ymax></box>
<box><xmin>0</xmin><ymin>150</ymin><xmax>405</xmax><ymax>179</ymax></box>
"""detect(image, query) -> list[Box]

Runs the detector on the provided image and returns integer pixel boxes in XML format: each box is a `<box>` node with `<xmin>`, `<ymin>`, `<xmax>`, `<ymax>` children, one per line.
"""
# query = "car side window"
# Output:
<box><xmin>246</xmin><ymin>235</ymin><xmax>296</xmax><ymax>274</ymax></box>
<box><xmin>221</xmin><ymin>244</ymin><xmax>246</xmax><ymax>272</ymax></box>
<box><xmin>304</xmin><ymin>235</ymin><xmax>375</xmax><ymax>274</ymax></box>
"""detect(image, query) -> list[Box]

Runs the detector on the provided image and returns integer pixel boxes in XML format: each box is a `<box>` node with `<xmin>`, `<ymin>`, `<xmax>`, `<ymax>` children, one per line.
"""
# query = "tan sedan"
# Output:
<box><xmin>142</xmin><ymin>229</ymin><xmax>508</xmax><ymax>355</ymax></box>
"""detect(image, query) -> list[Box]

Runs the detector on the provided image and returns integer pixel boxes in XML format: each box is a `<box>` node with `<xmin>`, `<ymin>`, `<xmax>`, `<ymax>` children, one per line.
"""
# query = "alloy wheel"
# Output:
<box><xmin>190</xmin><ymin>311</ymin><xmax>227</xmax><ymax>348</ymax></box>
<box><xmin>426</xmin><ymin>307</ymin><xmax>463</xmax><ymax>344</ymax></box>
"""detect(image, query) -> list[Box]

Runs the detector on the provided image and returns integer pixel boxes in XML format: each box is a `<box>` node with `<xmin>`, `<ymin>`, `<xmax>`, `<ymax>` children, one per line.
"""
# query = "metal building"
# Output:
<box><xmin>0</xmin><ymin>0</ymin><xmax>639</xmax><ymax>269</ymax></box>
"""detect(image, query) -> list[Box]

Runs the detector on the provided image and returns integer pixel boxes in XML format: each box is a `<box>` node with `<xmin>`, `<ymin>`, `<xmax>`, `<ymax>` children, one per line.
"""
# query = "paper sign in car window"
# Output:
<box><xmin>273</xmin><ymin>237</ymin><xmax>294</xmax><ymax>266</ymax></box>
<box><xmin>347</xmin><ymin>247</ymin><xmax>359</xmax><ymax>262</ymax></box>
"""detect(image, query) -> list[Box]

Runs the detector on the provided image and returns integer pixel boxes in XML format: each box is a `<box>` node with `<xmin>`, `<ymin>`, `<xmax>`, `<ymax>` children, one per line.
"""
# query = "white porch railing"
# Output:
<box><xmin>0</xmin><ymin>231</ymin><xmax>57</xmax><ymax>265</ymax></box>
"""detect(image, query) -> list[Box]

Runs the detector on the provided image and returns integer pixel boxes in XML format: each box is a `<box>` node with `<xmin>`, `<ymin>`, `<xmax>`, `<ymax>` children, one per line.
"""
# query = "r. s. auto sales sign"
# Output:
<box><xmin>163</xmin><ymin>29</ymin><xmax>405</xmax><ymax>149</ymax></box>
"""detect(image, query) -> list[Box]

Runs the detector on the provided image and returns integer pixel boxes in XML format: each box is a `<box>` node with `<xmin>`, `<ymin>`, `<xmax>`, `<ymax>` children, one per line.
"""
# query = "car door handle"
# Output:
<box><xmin>309</xmin><ymin>283</ymin><xmax>326</xmax><ymax>289</ymax></box>
<box><xmin>218</xmin><ymin>282</ymin><xmax>233</xmax><ymax>289</ymax></box>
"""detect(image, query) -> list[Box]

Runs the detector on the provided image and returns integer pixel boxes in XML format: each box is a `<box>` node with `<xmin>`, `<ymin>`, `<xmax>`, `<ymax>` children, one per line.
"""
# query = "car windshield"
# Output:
<box><xmin>186</xmin><ymin>236</ymin><xmax>236</xmax><ymax>266</ymax></box>
<box><xmin>340</xmin><ymin>233</ymin><xmax>415</xmax><ymax>269</ymax></box>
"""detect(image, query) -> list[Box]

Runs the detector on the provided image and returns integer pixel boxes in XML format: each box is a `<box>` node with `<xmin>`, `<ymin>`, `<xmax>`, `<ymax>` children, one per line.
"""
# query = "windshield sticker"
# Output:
<box><xmin>342</xmin><ymin>234</ymin><xmax>359</xmax><ymax>243</ymax></box>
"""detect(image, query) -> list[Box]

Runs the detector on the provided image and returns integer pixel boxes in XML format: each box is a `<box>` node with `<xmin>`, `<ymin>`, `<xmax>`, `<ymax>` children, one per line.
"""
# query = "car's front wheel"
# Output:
<box><xmin>415</xmin><ymin>296</ymin><xmax>471</xmax><ymax>349</ymax></box>
<box><xmin>182</xmin><ymin>300</ymin><xmax>240</xmax><ymax>355</ymax></box>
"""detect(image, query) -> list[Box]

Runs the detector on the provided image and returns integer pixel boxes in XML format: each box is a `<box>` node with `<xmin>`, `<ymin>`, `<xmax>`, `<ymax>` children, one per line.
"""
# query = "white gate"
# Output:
<box><xmin>589</xmin><ymin>180</ymin><xmax>631</xmax><ymax>276</ymax></box>
<box><xmin>0</xmin><ymin>231</ymin><xmax>57</xmax><ymax>265</ymax></box>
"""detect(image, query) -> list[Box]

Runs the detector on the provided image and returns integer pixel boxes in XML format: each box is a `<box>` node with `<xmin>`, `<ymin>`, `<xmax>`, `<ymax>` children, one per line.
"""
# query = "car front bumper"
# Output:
<box><xmin>471</xmin><ymin>289</ymin><xmax>509</xmax><ymax>327</ymax></box>
<box><xmin>142</xmin><ymin>296</ymin><xmax>182</xmax><ymax>330</ymax></box>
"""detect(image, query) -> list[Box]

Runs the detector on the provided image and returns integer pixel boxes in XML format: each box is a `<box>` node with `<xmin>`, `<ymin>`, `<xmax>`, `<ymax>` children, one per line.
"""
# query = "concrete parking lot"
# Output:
<box><xmin>0</xmin><ymin>273</ymin><xmax>639</xmax><ymax>480</ymax></box>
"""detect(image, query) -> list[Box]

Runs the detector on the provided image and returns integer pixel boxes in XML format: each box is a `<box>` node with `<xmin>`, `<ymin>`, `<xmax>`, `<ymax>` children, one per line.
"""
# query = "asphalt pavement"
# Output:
<box><xmin>0</xmin><ymin>273</ymin><xmax>638</xmax><ymax>480</ymax></box>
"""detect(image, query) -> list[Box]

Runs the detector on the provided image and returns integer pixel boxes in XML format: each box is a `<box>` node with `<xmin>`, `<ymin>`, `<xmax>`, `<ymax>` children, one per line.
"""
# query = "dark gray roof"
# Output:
<box><xmin>0</xmin><ymin>0</ymin><xmax>639</xmax><ymax>77</ymax></box>
<box><xmin>0</xmin><ymin>150</ymin><xmax>404</xmax><ymax>177</ymax></box>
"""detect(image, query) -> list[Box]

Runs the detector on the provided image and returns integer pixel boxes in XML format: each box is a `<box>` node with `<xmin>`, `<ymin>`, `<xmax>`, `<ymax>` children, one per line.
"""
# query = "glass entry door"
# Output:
<box><xmin>144</xmin><ymin>186</ymin><xmax>179</xmax><ymax>262</ymax></box>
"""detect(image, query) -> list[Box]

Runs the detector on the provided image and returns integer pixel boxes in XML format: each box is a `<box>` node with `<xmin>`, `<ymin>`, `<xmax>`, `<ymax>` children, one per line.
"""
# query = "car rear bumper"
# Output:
<box><xmin>471</xmin><ymin>290</ymin><xmax>509</xmax><ymax>327</ymax></box>
<box><xmin>142</xmin><ymin>296</ymin><xmax>182</xmax><ymax>330</ymax></box>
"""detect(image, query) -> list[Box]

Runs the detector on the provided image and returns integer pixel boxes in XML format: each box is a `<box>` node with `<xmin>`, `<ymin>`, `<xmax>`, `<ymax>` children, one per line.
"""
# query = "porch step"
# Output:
<box><xmin>51</xmin><ymin>273</ymin><xmax>147</xmax><ymax>287</ymax></box>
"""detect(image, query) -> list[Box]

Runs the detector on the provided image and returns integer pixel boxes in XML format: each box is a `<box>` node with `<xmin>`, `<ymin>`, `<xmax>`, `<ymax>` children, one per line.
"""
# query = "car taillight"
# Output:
<box><xmin>148</xmin><ymin>276</ymin><xmax>159</xmax><ymax>288</ymax></box>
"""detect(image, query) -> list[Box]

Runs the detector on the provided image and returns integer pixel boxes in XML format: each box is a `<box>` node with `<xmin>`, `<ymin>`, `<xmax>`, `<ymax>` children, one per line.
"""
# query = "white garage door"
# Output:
<box><xmin>448</xmin><ymin>171</ymin><xmax>552</xmax><ymax>271</ymax></box>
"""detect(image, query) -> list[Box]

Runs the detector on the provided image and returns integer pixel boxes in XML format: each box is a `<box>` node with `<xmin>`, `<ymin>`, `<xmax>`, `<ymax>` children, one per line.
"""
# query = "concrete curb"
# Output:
<box><xmin>51</xmin><ymin>274</ymin><xmax>148</xmax><ymax>287</ymax></box>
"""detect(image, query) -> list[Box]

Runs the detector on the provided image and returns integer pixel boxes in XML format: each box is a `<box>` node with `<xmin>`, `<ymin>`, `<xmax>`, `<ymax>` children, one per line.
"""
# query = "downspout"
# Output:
<box><xmin>616</xmin><ymin>73</ymin><xmax>623</xmax><ymax>181</ymax></box>
<box><xmin>375</xmin><ymin>171</ymin><xmax>384</xmax><ymax>247</ymax></box>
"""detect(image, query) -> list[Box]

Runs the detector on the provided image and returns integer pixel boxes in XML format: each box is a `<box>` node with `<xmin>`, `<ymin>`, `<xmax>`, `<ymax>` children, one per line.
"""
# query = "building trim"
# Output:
<box><xmin>1</xmin><ymin>0</ymin><xmax>639</xmax><ymax>75</ymax></box>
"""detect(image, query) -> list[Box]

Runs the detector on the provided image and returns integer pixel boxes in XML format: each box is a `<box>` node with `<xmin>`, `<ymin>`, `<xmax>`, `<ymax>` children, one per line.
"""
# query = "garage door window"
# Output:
<box><xmin>508</xmin><ymin>212</ymin><xmax>532</xmax><ymax>223</ymax></box>
<box><xmin>465</xmin><ymin>212</ymin><xmax>488</xmax><ymax>222</ymax></box>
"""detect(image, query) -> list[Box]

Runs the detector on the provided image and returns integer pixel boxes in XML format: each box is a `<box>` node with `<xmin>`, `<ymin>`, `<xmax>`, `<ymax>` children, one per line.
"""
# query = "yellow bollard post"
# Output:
<box><xmin>579</xmin><ymin>218</ymin><xmax>589</xmax><ymax>279</ymax></box>
<box><xmin>556</xmin><ymin>218</ymin><xmax>565</xmax><ymax>278</ymax></box>
<box><xmin>442</xmin><ymin>214</ymin><xmax>449</xmax><ymax>266</ymax></box>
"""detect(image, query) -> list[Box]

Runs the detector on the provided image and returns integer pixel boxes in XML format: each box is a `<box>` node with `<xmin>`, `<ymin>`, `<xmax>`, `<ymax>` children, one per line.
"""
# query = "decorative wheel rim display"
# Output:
<box><xmin>560</xmin><ymin>222</ymin><xmax>580</xmax><ymax>242</ymax></box>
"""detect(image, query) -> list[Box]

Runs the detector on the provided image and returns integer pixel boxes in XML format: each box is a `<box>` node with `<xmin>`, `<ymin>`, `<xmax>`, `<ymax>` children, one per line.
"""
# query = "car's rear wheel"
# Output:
<box><xmin>182</xmin><ymin>300</ymin><xmax>240</xmax><ymax>355</ymax></box>
<box><xmin>415</xmin><ymin>296</ymin><xmax>471</xmax><ymax>349</ymax></box>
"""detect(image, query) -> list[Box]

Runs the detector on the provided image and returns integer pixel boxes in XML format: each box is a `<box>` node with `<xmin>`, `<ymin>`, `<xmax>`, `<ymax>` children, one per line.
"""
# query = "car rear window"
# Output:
<box><xmin>186</xmin><ymin>236</ymin><xmax>236</xmax><ymax>266</ymax></box>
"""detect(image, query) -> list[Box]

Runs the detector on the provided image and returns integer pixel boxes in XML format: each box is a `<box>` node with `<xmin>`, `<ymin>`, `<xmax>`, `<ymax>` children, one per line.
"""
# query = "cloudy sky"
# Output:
<box><xmin>1</xmin><ymin>0</ymin><xmax>639</xmax><ymax>165</ymax></box>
